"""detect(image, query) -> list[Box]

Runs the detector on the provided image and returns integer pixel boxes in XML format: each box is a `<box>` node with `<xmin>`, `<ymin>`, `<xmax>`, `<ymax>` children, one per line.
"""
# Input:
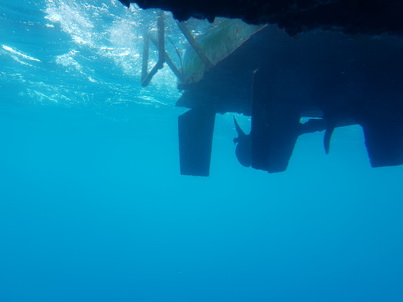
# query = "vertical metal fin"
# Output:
<box><xmin>251</xmin><ymin>68</ymin><xmax>301</xmax><ymax>173</ymax></box>
<box><xmin>178</xmin><ymin>108</ymin><xmax>216</xmax><ymax>176</ymax></box>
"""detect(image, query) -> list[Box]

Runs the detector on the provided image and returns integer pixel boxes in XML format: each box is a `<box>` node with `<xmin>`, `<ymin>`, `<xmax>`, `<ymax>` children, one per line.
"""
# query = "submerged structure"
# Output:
<box><xmin>119</xmin><ymin>0</ymin><xmax>403</xmax><ymax>36</ymax></box>
<box><xmin>121</xmin><ymin>1</ymin><xmax>403</xmax><ymax>176</ymax></box>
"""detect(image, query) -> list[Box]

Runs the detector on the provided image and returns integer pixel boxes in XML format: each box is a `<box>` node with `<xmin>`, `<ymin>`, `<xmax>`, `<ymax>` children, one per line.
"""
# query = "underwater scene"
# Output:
<box><xmin>1</xmin><ymin>0</ymin><xmax>402</xmax><ymax>301</ymax></box>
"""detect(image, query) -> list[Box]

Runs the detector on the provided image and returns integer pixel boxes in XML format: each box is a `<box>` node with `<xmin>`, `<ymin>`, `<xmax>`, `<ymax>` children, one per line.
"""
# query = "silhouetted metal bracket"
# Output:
<box><xmin>148</xmin><ymin>35</ymin><xmax>183</xmax><ymax>82</ymax></box>
<box><xmin>141</xmin><ymin>12</ymin><xmax>165</xmax><ymax>86</ymax></box>
<box><xmin>141</xmin><ymin>11</ymin><xmax>185</xmax><ymax>86</ymax></box>
<box><xmin>141</xmin><ymin>14</ymin><xmax>216</xmax><ymax>86</ymax></box>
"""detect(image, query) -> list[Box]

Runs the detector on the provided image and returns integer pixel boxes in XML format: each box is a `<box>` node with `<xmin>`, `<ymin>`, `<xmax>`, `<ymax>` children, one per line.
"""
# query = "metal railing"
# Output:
<box><xmin>141</xmin><ymin>11</ymin><xmax>211</xmax><ymax>87</ymax></box>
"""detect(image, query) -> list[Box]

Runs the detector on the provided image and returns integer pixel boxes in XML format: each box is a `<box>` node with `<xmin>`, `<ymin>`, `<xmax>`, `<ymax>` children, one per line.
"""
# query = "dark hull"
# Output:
<box><xmin>176</xmin><ymin>26</ymin><xmax>403</xmax><ymax>175</ymax></box>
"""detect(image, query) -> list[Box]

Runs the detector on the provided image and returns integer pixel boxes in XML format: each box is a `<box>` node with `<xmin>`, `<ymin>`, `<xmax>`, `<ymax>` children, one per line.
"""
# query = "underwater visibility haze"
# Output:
<box><xmin>0</xmin><ymin>0</ymin><xmax>403</xmax><ymax>301</ymax></box>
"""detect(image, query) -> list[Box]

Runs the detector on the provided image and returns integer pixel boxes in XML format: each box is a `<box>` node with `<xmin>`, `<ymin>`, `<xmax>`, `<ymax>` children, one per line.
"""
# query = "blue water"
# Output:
<box><xmin>1</xmin><ymin>1</ymin><xmax>403</xmax><ymax>301</ymax></box>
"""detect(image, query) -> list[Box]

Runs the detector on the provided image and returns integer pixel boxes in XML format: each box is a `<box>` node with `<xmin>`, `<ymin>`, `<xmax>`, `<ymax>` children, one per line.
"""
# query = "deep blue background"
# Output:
<box><xmin>1</xmin><ymin>1</ymin><xmax>402</xmax><ymax>301</ymax></box>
